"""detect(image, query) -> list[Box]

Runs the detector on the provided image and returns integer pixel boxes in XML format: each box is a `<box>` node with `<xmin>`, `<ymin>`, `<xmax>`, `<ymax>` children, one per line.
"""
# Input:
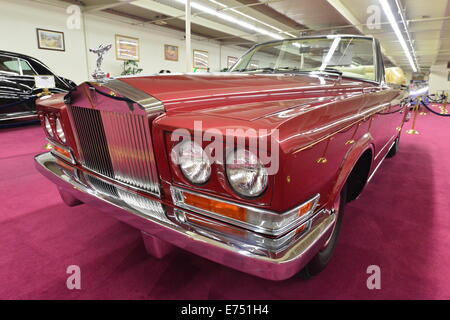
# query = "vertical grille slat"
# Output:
<box><xmin>69</xmin><ymin>105</ymin><xmax>160</xmax><ymax>197</ymax></box>
<box><xmin>137</xmin><ymin>116</ymin><xmax>153</xmax><ymax>188</ymax></box>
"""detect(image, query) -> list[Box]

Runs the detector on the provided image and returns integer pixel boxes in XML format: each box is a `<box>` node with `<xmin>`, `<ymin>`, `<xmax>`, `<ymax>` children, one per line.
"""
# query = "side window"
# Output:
<box><xmin>19</xmin><ymin>59</ymin><xmax>37</xmax><ymax>76</ymax></box>
<box><xmin>328</xmin><ymin>38</ymin><xmax>376</xmax><ymax>82</ymax></box>
<box><xmin>0</xmin><ymin>56</ymin><xmax>21</xmax><ymax>75</ymax></box>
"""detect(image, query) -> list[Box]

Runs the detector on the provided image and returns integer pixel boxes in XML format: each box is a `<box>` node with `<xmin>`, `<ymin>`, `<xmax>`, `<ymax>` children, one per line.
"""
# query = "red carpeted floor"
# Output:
<box><xmin>0</xmin><ymin>113</ymin><xmax>449</xmax><ymax>300</ymax></box>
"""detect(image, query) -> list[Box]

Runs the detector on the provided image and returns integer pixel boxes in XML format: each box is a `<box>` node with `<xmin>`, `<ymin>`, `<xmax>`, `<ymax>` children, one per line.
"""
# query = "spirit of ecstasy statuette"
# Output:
<box><xmin>90</xmin><ymin>44</ymin><xmax>112</xmax><ymax>82</ymax></box>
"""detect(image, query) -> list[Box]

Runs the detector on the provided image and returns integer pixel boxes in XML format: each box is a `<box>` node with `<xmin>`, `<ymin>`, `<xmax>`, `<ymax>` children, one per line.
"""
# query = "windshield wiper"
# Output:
<box><xmin>316</xmin><ymin>68</ymin><xmax>343</xmax><ymax>76</ymax></box>
<box><xmin>275</xmin><ymin>67</ymin><xmax>300</xmax><ymax>72</ymax></box>
<box><xmin>234</xmin><ymin>67</ymin><xmax>275</xmax><ymax>73</ymax></box>
<box><xmin>234</xmin><ymin>67</ymin><xmax>344</xmax><ymax>77</ymax></box>
<box><xmin>272</xmin><ymin>67</ymin><xmax>343</xmax><ymax>75</ymax></box>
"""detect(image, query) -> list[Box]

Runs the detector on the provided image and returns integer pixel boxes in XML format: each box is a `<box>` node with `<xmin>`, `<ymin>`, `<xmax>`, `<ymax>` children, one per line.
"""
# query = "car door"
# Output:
<box><xmin>0</xmin><ymin>55</ymin><xmax>37</xmax><ymax>117</ymax></box>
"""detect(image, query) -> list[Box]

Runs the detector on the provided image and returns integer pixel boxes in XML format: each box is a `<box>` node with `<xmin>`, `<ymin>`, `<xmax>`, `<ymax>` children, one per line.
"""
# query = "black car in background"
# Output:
<box><xmin>0</xmin><ymin>50</ymin><xmax>76</xmax><ymax>126</ymax></box>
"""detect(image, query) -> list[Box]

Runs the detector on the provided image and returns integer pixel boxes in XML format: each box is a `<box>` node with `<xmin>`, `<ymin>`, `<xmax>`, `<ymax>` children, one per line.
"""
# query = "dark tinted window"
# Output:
<box><xmin>0</xmin><ymin>56</ymin><xmax>20</xmax><ymax>75</ymax></box>
<box><xmin>19</xmin><ymin>59</ymin><xmax>37</xmax><ymax>76</ymax></box>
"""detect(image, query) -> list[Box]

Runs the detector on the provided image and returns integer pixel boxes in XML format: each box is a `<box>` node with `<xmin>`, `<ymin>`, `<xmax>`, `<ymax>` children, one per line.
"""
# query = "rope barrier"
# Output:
<box><xmin>426</xmin><ymin>95</ymin><xmax>444</xmax><ymax>104</ymax></box>
<box><xmin>378</xmin><ymin>107</ymin><xmax>405</xmax><ymax>115</ymax></box>
<box><xmin>420</xmin><ymin>100</ymin><xmax>450</xmax><ymax>117</ymax></box>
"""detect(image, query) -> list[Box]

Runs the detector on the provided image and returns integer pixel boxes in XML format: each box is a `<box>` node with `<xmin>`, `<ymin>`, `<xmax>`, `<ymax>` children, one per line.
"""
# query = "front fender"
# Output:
<box><xmin>329</xmin><ymin>132</ymin><xmax>374</xmax><ymax>204</ymax></box>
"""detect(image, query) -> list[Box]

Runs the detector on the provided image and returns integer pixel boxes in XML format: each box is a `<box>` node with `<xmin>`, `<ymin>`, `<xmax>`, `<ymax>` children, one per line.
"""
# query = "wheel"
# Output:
<box><xmin>386</xmin><ymin>136</ymin><xmax>400</xmax><ymax>158</ymax></box>
<box><xmin>299</xmin><ymin>185</ymin><xmax>347</xmax><ymax>279</ymax></box>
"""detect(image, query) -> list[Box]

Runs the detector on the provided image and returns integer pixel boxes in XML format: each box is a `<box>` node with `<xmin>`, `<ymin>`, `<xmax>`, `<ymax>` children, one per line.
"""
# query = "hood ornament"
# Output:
<box><xmin>90</xmin><ymin>44</ymin><xmax>112</xmax><ymax>82</ymax></box>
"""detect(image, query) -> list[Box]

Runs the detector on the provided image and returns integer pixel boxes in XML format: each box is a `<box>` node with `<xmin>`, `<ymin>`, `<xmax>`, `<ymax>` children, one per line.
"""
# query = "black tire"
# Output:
<box><xmin>386</xmin><ymin>136</ymin><xmax>400</xmax><ymax>159</ymax></box>
<box><xmin>299</xmin><ymin>185</ymin><xmax>347</xmax><ymax>279</ymax></box>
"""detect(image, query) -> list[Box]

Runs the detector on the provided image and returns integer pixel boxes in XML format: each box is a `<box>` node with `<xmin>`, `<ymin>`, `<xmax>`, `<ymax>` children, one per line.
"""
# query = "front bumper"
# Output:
<box><xmin>35</xmin><ymin>152</ymin><xmax>336</xmax><ymax>281</ymax></box>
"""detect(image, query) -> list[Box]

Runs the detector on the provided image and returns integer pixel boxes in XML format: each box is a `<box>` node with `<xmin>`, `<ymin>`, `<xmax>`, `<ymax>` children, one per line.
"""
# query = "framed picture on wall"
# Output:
<box><xmin>227</xmin><ymin>56</ymin><xmax>238</xmax><ymax>69</ymax></box>
<box><xmin>164</xmin><ymin>45</ymin><xmax>179</xmax><ymax>61</ymax></box>
<box><xmin>115</xmin><ymin>35</ymin><xmax>140</xmax><ymax>61</ymax></box>
<box><xmin>448</xmin><ymin>71</ymin><xmax>450</xmax><ymax>81</ymax></box>
<box><xmin>447</xmin><ymin>61</ymin><xmax>450</xmax><ymax>68</ymax></box>
<box><xmin>36</xmin><ymin>29</ymin><xmax>65</xmax><ymax>52</ymax></box>
<box><xmin>193</xmin><ymin>49</ymin><xmax>209</xmax><ymax>69</ymax></box>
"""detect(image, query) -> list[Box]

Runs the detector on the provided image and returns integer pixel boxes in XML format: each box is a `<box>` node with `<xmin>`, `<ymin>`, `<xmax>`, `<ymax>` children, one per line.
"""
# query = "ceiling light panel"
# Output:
<box><xmin>175</xmin><ymin>0</ymin><xmax>287</xmax><ymax>40</ymax></box>
<box><xmin>379</xmin><ymin>0</ymin><xmax>417</xmax><ymax>72</ymax></box>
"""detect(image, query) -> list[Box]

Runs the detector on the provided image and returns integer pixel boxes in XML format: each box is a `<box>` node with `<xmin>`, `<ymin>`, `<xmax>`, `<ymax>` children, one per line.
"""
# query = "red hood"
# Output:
<box><xmin>118</xmin><ymin>73</ymin><xmax>366</xmax><ymax>121</ymax></box>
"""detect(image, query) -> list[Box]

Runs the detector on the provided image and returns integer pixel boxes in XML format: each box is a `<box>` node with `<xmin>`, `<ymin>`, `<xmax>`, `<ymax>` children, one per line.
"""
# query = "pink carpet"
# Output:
<box><xmin>0</xmin><ymin>113</ymin><xmax>449</xmax><ymax>300</ymax></box>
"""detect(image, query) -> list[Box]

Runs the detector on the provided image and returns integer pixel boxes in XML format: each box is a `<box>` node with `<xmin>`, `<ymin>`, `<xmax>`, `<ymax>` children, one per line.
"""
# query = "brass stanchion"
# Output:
<box><xmin>440</xmin><ymin>93</ymin><xmax>448</xmax><ymax>115</ymax></box>
<box><xmin>418</xmin><ymin>96</ymin><xmax>427</xmax><ymax>115</ymax></box>
<box><xmin>407</xmin><ymin>100</ymin><xmax>420</xmax><ymax>135</ymax></box>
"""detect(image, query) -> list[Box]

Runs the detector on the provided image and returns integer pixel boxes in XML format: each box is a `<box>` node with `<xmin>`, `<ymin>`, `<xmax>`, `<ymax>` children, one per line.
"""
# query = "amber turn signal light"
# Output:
<box><xmin>183</xmin><ymin>192</ymin><xmax>247</xmax><ymax>222</ymax></box>
<box><xmin>171</xmin><ymin>187</ymin><xmax>320</xmax><ymax>237</ymax></box>
<box><xmin>53</xmin><ymin>145</ymin><xmax>71</xmax><ymax>160</ymax></box>
<box><xmin>298</xmin><ymin>201</ymin><xmax>314</xmax><ymax>218</ymax></box>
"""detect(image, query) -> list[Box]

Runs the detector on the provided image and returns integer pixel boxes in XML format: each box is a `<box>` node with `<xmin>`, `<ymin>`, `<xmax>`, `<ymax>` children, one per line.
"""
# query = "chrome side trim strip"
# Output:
<box><xmin>375</xmin><ymin>135</ymin><xmax>397</xmax><ymax>160</ymax></box>
<box><xmin>368</xmin><ymin>139</ymin><xmax>396</xmax><ymax>182</ymax></box>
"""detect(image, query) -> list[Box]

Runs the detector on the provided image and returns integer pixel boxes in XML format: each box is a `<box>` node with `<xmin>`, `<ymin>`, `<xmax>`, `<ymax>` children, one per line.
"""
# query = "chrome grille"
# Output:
<box><xmin>85</xmin><ymin>174</ymin><xmax>170</xmax><ymax>223</ymax></box>
<box><xmin>117</xmin><ymin>189</ymin><xmax>171</xmax><ymax>223</ymax></box>
<box><xmin>70</xmin><ymin>105</ymin><xmax>160</xmax><ymax>197</ymax></box>
<box><xmin>70</xmin><ymin>107</ymin><xmax>114</xmax><ymax>177</ymax></box>
<box><xmin>85</xmin><ymin>174</ymin><xmax>119</xmax><ymax>198</ymax></box>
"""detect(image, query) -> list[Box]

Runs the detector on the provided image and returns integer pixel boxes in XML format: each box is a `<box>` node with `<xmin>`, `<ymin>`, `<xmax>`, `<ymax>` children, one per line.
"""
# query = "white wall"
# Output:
<box><xmin>0</xmin><ymin>0</ymin><xmax>86</xmax><ymax>83</ymax></box>
<box><xmin>0</xmin><ymin>0</ymin><xmax>246</xmax><ymax>84</ymax></box>
<box><xmin>429</xmin><ymin>63</ymin><xmax>450</xmax><ymax>94</ymax></box>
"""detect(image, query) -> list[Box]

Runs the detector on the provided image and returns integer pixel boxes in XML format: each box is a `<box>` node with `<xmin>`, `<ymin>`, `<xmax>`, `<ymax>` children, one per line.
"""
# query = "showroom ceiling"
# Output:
<box><xmin>54</xmin><ymin>0</ymin><xmax>450</xmax><ymax>72</ymax></box>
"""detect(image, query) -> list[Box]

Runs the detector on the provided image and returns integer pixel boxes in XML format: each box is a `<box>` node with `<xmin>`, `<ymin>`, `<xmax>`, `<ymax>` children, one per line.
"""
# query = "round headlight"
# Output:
<box><xmin>226</xmin><ymin>149</ymin><xmax>268</xmax><ymax>197</ymax></box>
<box><xmin>44</xmin><ymin>116</ymin><xmax>54</xmax><ymax>137</ymax></box>
<box><xmin>55</xmin><ymin>118</ymin><xmax>66</xmax><ymax>143</ymax></box>
<box><xmin>173</xmin><ymin>141</ymin><xmax>211</xmax><ymax>184</ymax></box>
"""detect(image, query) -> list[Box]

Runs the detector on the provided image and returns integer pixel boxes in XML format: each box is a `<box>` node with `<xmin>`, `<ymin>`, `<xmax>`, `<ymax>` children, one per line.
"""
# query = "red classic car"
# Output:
<box><xmin>35</xmin><ymin>35</ymin><xmax>408</xmax><ymax>280</ymax></box>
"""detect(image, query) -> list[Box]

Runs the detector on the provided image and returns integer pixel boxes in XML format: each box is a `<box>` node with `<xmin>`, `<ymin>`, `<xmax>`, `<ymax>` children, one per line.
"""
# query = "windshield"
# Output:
<box><xmin>230</xmin><ymin>36</ymin><xmax>377</xmax><ymax>82</ymax></box>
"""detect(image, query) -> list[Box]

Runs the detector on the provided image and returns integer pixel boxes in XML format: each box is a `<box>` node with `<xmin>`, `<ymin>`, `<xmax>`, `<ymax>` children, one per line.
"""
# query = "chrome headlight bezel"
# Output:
<box><xmin>173</xmin><ymin>141</ymin><xmax>212</xmax><ymax>185</ymax></box>
<box><xmin>226</xmin><ymin>149</ymin><xmax>268</xmax><ymax>198</ymax></box>
<box><xmin>55</xmin><ymin>118</ymin><xmax>66</xmax><ymax>143</ymax></box>
<box><xmin>44</xmin><ymin>116</ymin><xmax>54</xmax><ymax>137</ymax></box>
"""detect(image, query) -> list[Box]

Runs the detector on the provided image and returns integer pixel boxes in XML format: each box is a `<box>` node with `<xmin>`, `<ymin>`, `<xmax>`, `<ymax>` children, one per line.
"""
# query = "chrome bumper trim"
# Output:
<box><xmin>35</xmin><ymin>152</ymin><xmax>336</xmax><ymax>281</ymax></box>
<box><xmin>171</xmin><ymin>186</ymin><xmax>320</xmax><ymax>237</ymax></box>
